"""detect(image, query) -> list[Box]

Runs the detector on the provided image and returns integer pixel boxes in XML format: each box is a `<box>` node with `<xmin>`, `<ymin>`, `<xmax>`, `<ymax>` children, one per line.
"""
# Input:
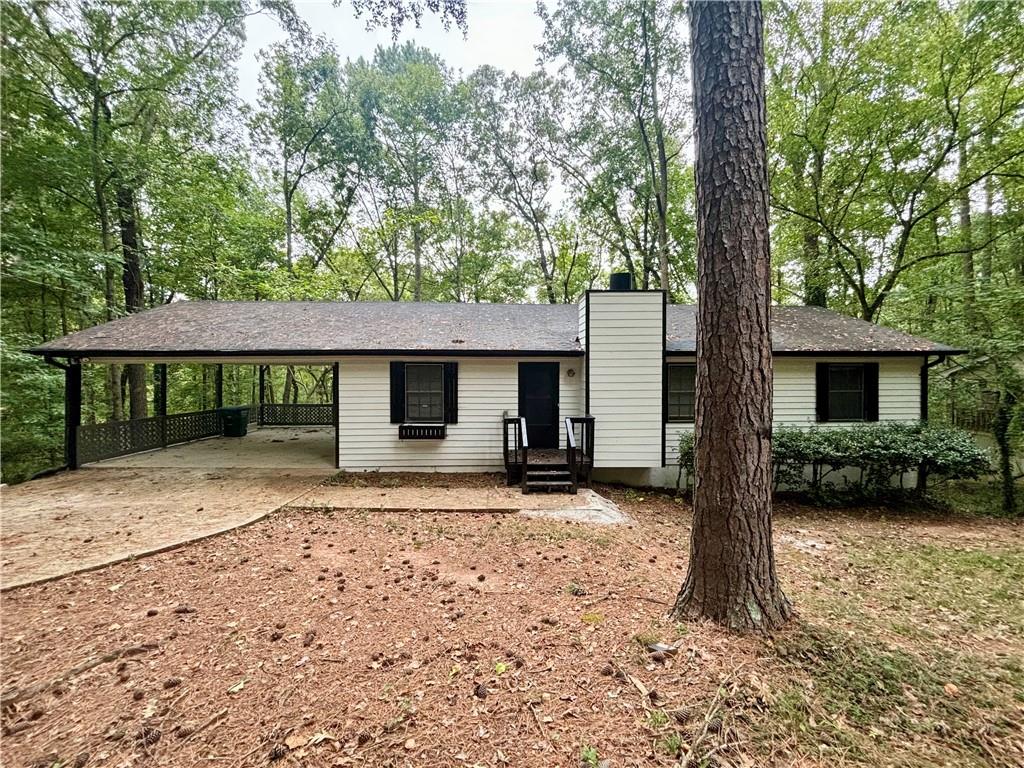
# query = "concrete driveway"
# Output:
<box><xmin>0</xmin><ymin>466</ymin><xmax>332</xmax><ymax>589</ymax></box>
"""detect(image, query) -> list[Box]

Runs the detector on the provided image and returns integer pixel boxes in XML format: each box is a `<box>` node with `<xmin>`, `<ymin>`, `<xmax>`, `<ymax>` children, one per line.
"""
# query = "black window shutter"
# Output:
<box><xmin>443</xmin><ymin>362</ymin><xmax>458</xmax><ymax>424</ymax></box>
<box><xmin>863</xmin><ymin>362</ymin><xmax>879</xmax><ymax>421</ymax></box>
<box><xmin>390</xmin><ymin>362</ymin><xmax>405</xmax><ymax>424</ymax></box>
<box><xmin>815</xmin><ymin>363</ymin><xmax>830</xmax><ymax>422</ymax></box>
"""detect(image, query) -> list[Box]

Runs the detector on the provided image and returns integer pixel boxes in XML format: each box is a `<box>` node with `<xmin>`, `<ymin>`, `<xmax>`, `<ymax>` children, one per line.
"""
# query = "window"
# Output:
<box><xmin>827</xmin><ymin>364</ymin><xmax>864</xmax><ymax>421</ymax></box>
<box><xmin>667</xmin><ymin>364</ymin><xmax>696</xmax><ymax>422</ymax></box>
<box><xmin>390</xmin><ymin>361</ymin><xmax>458</xmax><ymax>426</ymax></box>
<box><xmin>816</xmin><ymin>362</ymin><xmax>878</xmax><ymax>422</ymax></box>
<box><xmin>405</xmin><ymin>363</ymin><xmax>444</xmax><ymax>422</ymax></box>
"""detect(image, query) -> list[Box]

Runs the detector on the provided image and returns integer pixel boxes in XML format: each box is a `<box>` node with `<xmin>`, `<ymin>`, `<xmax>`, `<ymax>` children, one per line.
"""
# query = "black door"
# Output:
<box><xmin>518</xmin><ymin>362</ymin><xmax>559</xmax><ymax>449</ymax></box>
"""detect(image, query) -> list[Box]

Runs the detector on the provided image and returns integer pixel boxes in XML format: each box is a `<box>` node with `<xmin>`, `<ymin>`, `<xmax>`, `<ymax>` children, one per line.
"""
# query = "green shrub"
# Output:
<box><xmin>675</xmin><ymin>423</ymin><xmax>990</xmax><ymax>503</ymax></box>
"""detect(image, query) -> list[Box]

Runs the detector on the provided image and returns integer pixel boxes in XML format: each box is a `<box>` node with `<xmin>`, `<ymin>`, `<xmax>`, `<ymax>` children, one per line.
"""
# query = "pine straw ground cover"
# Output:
<box><xmin>1</xmin><ymin>479</ymin><xmax>1022</xmax><ymax>768</ymax></box>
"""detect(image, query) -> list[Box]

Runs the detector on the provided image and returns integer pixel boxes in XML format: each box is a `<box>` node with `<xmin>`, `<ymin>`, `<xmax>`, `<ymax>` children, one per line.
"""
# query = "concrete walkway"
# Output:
<box><xmin>289</xmin><ymin>485</ymin><xmax>630</xmax><ymax>524</ymax></box>
<box><xmin>0</xmin><ymin>466</ymin><xmax>331</xmax><ymax>589</ymax></box>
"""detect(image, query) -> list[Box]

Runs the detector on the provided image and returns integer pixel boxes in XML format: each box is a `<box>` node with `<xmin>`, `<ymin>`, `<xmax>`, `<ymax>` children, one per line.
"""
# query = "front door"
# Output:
<box><xmin>518</xmin><ymin>362</ymin><xmax>559</xmax><ymax>449</ymax></box>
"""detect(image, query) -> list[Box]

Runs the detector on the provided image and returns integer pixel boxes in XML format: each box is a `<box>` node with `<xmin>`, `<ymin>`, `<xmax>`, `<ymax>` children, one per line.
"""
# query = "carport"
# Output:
<box><xmin>28</xmin><ymin>304</ymin><xmax>345</xmax><ymax>472</ymax></box>
<box><xmin>46</xmin><ymin>359</ymin><xmax>340</xmax><ymax>471</ymax></box>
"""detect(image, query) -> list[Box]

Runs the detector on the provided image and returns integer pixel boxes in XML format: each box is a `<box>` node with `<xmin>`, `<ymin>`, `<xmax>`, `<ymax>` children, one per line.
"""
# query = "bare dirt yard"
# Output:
<box><xmin>0</xmin><ymin>467</ymin><xmax>333</xmax><ymax>588</ymax></box>
<box><xmin>1</xmin><ymin>477</ymin><xmax>1021</xmax><ymax>768</ymax></box>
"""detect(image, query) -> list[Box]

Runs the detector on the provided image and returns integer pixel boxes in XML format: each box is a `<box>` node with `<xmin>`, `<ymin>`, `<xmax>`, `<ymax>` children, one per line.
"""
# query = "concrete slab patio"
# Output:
<box><xmin>1</xmin><ymin>427</ymin><xmax>626</xmax><ymax>590</ymax></box>
<box><xmin>91</xmin><ymin>426</ymin><xmax>335</xmax><ymax>469</ymax></box>
<box><xmin>0</xmin><ymin>466</ymin><xmax>331</xmax><ymax>589</ymax></box>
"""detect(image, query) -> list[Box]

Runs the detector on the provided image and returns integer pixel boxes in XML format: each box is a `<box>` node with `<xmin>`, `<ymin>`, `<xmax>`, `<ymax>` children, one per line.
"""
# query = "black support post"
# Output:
<box><xmin>65</xmin><ymin>361</ymin><xmax>82</xmax><ymax>469</ymax></box>
<box><xmin>155</xmin><ymin>364</ymin><xmax>168</xmax><ymax>417</ymax></box>
<box><xmin>258</xmin><ymin>365</ymin><xmax>267</xmax><ymax>426</ymax></box>
<box><xmin>156</xmin><ymin>363</ymin><xmax>168</xmax><ymax>447</ymax></box>
<box><xmin>332</xmin><ymin>362</ymin><xmax>340</xmax><ymax>469</ymax></box>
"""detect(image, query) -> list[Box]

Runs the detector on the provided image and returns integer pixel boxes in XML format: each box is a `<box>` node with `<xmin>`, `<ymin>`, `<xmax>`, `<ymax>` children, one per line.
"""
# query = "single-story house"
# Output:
<box><xmin>30</xmin><ymin>279</ymin><xmax>963</xmax><ymax>491</ymax></box>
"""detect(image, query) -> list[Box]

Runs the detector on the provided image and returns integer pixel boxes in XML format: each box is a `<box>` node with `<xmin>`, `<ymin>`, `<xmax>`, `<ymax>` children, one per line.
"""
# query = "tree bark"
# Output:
<box><xmin>802</xmin><ymin>227</ymin><xmax>827</xmax><ymax>307</ymax></box>
<box><xmin>115</xmin><ymin>181</ymin><xmax>148</xmax><ymax>421</ymax></box>
<box><xmin>90</xmin><ymin>92</ymin><xmax>123</xmax><ymax>422</ymax></box>
<box><xmin>413</xmin><ymin>179</ymin><xmax>423</xmax><ymax>301</ymax></box>
<box><xmin>993</xmin><ymin>391</ymin><xmax>1018</xmax><ymax>517</ymax></box>
<box><xmin>958</xmin><ymin>139</ymin><xmax>977</xmax><ymax>331</ymax></box>
<box><xmin>672</xmin><ymin>0</ymin><xmax>791</xmax><ymax>633</ymax></box>
<box><xmin>530</xmin><ymin>221</ymin><xmax>557</xmax><ymax>305</ymax></box>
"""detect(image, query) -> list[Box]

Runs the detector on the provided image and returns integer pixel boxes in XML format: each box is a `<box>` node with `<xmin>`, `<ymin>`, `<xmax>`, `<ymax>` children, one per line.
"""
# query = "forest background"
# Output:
<box><xmin>2</xmin><ymin>0</ymin><xmax>1021</xmax><ymax>491</ymax></box>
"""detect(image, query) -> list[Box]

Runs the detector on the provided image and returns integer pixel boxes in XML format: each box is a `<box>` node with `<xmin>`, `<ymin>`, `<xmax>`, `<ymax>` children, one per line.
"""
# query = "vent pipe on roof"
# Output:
<box><xmin>608</xmin><ymin>271</ymin><xmax>634</xmax><ymax>291</ymax></box>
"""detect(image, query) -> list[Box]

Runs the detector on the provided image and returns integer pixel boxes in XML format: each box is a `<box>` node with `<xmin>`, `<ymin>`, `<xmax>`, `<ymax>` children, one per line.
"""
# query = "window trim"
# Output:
<box><xmin>816</xmin><ymin>362</ymin><xmax>879</xmax><ymax>423</ymax></box>
<box><xmin>666</xmin><ymin>363</ymin><xmax>697</xmax><ymax>423</ymax></box>
<box><xmin>404</xmin><ymin>362</ymin><xmax>445</xmax><ymax>423</ymax></box>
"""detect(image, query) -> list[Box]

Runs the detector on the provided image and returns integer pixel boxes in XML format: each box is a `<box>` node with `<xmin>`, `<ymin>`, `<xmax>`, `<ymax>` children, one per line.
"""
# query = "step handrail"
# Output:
<box><xmin>518</xmin><ymin>416</ymin><xmax>529</xmax><ymax>492</ymax></box>
<box><xmin>502</xmin><ymin>416</ymin><xmax>520</xmax><ymax>468</ymax></box>
<box><xmin>564</xmin><ymin>416</ymin><xmax>595</xmax><ymax>488</ymax></box>
<box><xmin>564</xmin><ymin>417</ymin><xmax>579</xmax><ymax>493</ymax></box>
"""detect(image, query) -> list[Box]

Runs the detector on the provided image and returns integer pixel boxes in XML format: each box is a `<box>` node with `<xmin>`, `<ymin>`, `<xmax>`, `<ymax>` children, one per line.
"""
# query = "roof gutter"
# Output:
<box><xmin>27</xmin><ymin>348</ymin><xmax>587</xmax><ymax>360</ymax></box>
<box><xmin>920</xmin><ymin>353</ymin><xmax>948</xmax><ymax>422</ymax></box>
<box><xmin>665</xmin><ymin>349</ymin><xmax>968</xmax><ymax>358</ymax></box>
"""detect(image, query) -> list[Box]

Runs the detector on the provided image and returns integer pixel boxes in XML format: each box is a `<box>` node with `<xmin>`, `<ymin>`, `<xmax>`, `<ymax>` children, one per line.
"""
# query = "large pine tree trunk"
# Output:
<box><xmin>672</xmin><ymin>0</ymin><xmax>791</xmax><ymax>633</ymax></box>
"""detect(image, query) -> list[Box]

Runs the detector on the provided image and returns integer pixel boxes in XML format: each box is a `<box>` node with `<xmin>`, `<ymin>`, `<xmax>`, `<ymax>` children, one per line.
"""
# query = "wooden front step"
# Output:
<box><xmin>524</xmin><ymin>468</ymin><xmax>575</xmax><ymax>494</ymax></box>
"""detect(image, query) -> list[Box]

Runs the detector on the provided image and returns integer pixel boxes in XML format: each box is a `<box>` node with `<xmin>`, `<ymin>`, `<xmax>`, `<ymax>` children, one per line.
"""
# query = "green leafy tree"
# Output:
<box><xmin>539</xmin><ymin>0</ymin><xmax>689</xmax><ymax>292</ymax></box>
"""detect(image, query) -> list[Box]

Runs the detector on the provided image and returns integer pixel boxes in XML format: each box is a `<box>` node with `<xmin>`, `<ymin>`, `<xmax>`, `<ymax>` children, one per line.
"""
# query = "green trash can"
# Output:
<box><xmin>219</xmin><ymin>406</ymin><xmax>251</xmax><ymax>437</ymax></box>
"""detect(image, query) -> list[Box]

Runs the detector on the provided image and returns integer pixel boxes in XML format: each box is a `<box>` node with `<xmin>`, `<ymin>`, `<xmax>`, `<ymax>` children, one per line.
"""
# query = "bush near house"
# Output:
<box><xmin>677</xmin><ymin>423</ymin><xmax>990</xmax><ymax>503</ymax></box>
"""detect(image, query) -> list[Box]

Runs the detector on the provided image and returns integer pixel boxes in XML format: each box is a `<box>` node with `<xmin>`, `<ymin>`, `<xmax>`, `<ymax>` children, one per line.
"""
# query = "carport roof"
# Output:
<box><xmin>28</xmin><ymin>299</ymin><xmax>963</xmax><ymax>359</ymax></box>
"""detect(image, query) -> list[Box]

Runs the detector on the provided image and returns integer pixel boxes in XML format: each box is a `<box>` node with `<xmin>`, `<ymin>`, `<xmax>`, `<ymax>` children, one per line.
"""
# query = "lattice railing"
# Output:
<box><xmin>76</xmin><ymin>402</ymin><xmax>334</xmax><ymax>464</ymax></box>
<box><xmin>77</xmin><ymin>409</ymin><xmax>222</xmax><ymax>464</ymax></box>
<box><xmin>166</xmin><ymin>410</ymin><xmax>223</xmax><ymax>446</ymax></box>
<box><xmin>952</xmin><ymin>407</ymin><xmax>995</xmax><ymax>432</ymax></box>
<box><xmin>260</xmin><ymin>403</ymin><xmax>334</xmax><ymax>426</ymax></box>
<box><xmin>77</xmin><ymin>417</ymin><xmax>165</xmax><ymax>464</ymax></box>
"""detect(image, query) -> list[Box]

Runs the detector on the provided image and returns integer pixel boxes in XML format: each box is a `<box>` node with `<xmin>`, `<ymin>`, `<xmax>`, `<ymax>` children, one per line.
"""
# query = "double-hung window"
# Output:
<box><xmin>405</xmin><ymin>363</ymin><xmax>444</xmax><ymax>423</ymax></box>
<box><xmin>816</xmin><ymin>362</ymin><xmax>879</xmax><ymax>422</ymax></box>
<box><xmin>390</xmin><ymin>361</ymin><xmax>458</xmax><ymax>429</ymax></box>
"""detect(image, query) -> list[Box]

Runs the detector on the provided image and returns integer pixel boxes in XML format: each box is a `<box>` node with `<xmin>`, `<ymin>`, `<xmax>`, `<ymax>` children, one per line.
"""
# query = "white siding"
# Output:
<box><xmin>337</xmin><ymin>357</ymin><xmax>583</xmax><ymax>472</ymax></box>
<box><xmin>664</xmin><ymin>355</ymin><xmax>924</xmax><ymax>464</ymax></box>
<box><xmin>586</xmin><ymin>292</ymin><xmax>664</xmax><ymax>467</ymax></box>
<box><xmin>773</xmin><ymin>356</ymin><xmax>922</xmax><ymax>425</ymax></box>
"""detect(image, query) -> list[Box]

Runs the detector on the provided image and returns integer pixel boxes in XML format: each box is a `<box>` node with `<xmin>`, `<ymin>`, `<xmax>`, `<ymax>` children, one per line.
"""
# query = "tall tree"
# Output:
<box><xmin>768</xmin><ymin>0</ymin><xmax>1024</xmax><ymax>321</ymax></box>
<box><xmin>6</xmin><ymin>0</ymin><xmax>261</xmax><ymax>419</ymax></box>
<box><xmin>351</xmin><ymin>43</ymin><xmax>455</xmax><ymax>301</ymax></box>
<box><xmin>464</xmin><ymin>67</ymin><xmax>562</xmax><ymax>303</ymax></box>
<box><xmin>672</xmin><ymin>0</ymin><xmax>791</xmax><ymax>632</ymax></box>
<box><xmin>252</xmin><ymin>39</ymin><xmax>367</xmax><ymax>274</ymax></box>
<box><xmin>539</xmin><ymin>0</ymin><xmax>687</xmax><ymax>292</ymax></box>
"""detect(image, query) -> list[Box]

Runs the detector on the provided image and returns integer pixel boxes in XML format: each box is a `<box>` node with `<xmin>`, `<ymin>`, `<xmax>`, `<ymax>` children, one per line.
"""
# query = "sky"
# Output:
<box><xmin>238</xmin><ymin>0</ymin><xmax>546</xmax><ymax>105</ymax></box>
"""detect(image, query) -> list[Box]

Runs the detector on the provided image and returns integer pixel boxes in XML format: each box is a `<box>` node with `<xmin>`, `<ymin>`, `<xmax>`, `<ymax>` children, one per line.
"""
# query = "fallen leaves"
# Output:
<box><xmin>3</xmin><ymin>494</ymin><xmax>1022</xmax><ymax>768</ymax></box>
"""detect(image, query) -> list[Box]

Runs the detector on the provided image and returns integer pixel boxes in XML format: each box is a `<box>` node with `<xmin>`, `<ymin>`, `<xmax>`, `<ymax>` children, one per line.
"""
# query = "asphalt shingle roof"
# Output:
<box><xmin>666</xmin><ymin>305</ymin><xmax>961</xmax><ymax>354</ymax></box>
<box><xmin>29</xmin><ymin>300</ymin><xmax>961</xmax><ymax>358</ymax></box>
<box><xmin>30</xmin><ymin>301</ymin><xmax>583</xmax><ymax>357</ymax></box>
